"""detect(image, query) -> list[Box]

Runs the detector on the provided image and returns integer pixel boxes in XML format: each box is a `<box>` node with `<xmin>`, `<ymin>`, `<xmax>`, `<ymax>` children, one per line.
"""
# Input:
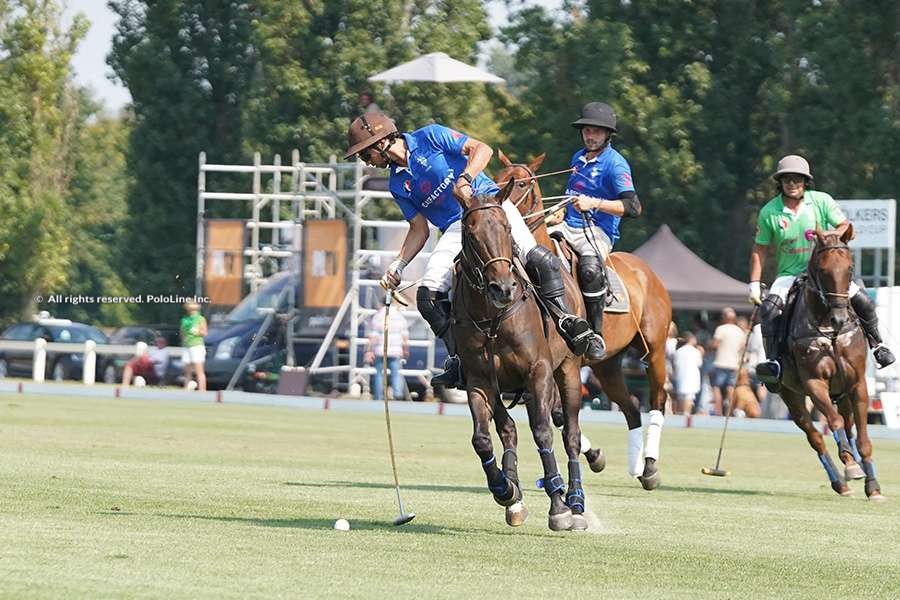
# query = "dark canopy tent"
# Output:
<box><xmin>632</xmin><ymin>225</ymin><xmax>749</xmax><ymax>311</ymax></box>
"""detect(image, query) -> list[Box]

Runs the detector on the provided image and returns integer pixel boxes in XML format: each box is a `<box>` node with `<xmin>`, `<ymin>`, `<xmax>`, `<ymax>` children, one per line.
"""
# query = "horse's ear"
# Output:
<box><xmin>498</xmin><ymin>149</ymin><xmax>512</xmax><ymax>168</ymax></box>
<box><xmin>840</xmin><ymin>223</ymin><xmax>854</xmax><ymax>244</ymax></box>
<box><xmin>495</xmin><ymin>178</ymin><xmax>515</xmax><ymax>204</ymax></box>
<box><xmin>527</xmin><ymin>152</ymin><xmax>546</xmax><ymax>173</ymax></box>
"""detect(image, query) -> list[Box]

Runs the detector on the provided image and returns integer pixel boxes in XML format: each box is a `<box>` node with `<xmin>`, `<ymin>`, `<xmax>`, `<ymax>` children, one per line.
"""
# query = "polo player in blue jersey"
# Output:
<box><xmin>345</xmin><ymin>112</ymin><xmax>605</xmax><ymax>388</ymax></box>
<box><xmin>548</xmin><ymin>102</ymin><xmax>643</xmax><ymax>356</ymax></box>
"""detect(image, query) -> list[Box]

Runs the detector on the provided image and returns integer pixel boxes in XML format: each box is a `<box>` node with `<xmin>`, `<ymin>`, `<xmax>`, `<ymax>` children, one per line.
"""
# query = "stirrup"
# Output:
<box><xmin>431</xmin><ymin>356</ymin><xmax>462</xmax><ymax>388</ymax></box>
<box><xmin>585</xmin><ymin>335</ymin><xmax>606</xmax><ymax>361</ymax></box>
<box><xmin>558</xmin><ymin>315</ymin><xmax>594</xmax><ymax>356</ymax></box>
<box><xmin>873</xmin><ymin>345</ymin><xmax>896</xmax><ymax>369</ymax></box>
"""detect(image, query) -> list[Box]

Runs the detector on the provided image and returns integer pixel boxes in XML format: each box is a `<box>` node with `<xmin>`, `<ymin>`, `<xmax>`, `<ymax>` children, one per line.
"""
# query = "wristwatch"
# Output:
<box><xmin>458</xmin><ymin>172</ymin><xmax>474</xmax><ymax>185</ymax></box>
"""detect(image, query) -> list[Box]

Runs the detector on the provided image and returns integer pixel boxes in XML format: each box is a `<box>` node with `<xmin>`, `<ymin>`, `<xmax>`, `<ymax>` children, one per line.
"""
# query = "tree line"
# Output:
<box><xmin>1</xmin><ymin>0</ymin><xmax>897</xmax><ymax>326</ymax></box>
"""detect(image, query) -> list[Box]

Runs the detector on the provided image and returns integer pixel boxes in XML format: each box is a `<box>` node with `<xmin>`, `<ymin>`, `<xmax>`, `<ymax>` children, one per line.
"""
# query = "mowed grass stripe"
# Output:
<box><xmin>0</xmin><ymin>393</ymin><xmax>898</xmax><ymax>599</ymax></box>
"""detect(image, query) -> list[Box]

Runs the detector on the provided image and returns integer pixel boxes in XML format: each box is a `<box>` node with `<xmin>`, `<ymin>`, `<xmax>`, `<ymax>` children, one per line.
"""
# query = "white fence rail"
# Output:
<box><xmin>0</xmin><ymin>341</ymin><xmax>186</xmax><ymax>385</ymax></box>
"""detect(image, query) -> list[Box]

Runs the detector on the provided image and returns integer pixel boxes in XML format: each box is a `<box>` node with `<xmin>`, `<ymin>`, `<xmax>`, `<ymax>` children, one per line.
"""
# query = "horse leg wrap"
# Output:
<box><xmin>628</xmin><ymin>426</ymin><xmax>644</xmax><ymax>477</ymax></box>
<box><xmin>501</xmin><ymin>448</ymin><xmax>519</xmax><ymax>487</ymax></box>
<box><xmin>645</xmin><ymin>410</ymin><xmax>664</xmax><ymax>461</ymax></box>
<box><xmin>862</xmin><ymin>460</ymin><xmax>877</xmax><ymax>481</ymax></box>
<box><xmin>832</xmin><ymin>428</ymin><xmax>852</xmax><ymax>457</ymax></box>
<box><xmin>580</xmin><ymin>433</ymin><xmax>592</xmax><ymax>454</ymax></box>
<box><xmin>565</xmin><ymin>459</ymin><xmax>585</xmax><ymax>512</ymax></box>
<box><xmin>818</xmin><ymin>453</ymin><xmax>841</xmax><ymax>484</ymax></box>
<box><xmin>537</xmin><ymin>448</ymin><xmax>566</xmax><ymax>497</ymax></box>
<box><xmin>849</xmin><ymin>435</ymin><xmax>863</xmax><ymax>463</ymax></box>
<box><xmin>482</xmin><ymin>455</ymin><xmax>511</xmax><ymax>497</ymax></box>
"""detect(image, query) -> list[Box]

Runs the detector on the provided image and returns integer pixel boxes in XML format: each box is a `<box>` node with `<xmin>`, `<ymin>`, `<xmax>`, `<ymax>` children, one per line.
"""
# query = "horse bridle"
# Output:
<box><xmin>500</xmin><ymin>164</ymin><xmax>543</xmax><ymax>232</ymax></box>
<box><xmin>807</xmin><ymin>241</ymin><xmax>852</xmax><ymax>309</ymax></box>
<box><xmin>460</xmin><ymin>204</ymin><xmax>516</xmax><ymax>293</ymax></box>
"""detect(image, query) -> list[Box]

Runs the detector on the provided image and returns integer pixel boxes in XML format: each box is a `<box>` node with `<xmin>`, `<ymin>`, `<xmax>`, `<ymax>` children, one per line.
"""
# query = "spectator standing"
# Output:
<box><xmin>181</xmin><ymin>302</ymin><xmax>208</xmax><ymax>391</ymax></box>
<box><xmin>673</xmin><ymin>332</ymin><xmax>703</xmax><ymax>414</ymax></box>
<box><xmin>358</xmin><ymin>90</ymin><xmax>381</xmax><ymax>114</ymax></box>
<box><xmin>710</xmin><ymin>307</ymin><xmax>745</xmax><ymax>415</ymax></box>
<box><xmin>365</xmin><ymin>301</ymin><xmax>410</xmax><ymax>401</ymax></box>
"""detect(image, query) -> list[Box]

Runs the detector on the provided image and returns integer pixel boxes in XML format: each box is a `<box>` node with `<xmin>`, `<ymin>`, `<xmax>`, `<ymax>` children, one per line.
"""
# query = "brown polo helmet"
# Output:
<box><xmin>343</xmin><ymin>112</ymin><xmax>398</xmax><ymax>160</ymax></box>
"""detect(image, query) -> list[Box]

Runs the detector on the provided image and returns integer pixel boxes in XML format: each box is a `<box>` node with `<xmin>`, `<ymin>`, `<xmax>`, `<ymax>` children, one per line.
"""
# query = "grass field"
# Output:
<box><xmin>1</xmin><ymin>393</ymin><xmax>899</xmax><ymax>599</ymax></box>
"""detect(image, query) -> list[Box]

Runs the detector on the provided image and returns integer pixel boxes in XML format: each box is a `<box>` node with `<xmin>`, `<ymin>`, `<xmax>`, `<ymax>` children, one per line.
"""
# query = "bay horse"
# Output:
<box><xmin>495</xmin><ymin>151</ymin><xmax>673</xmax><ymax>490</ymax></box>
<box><xmin>453</xmin><ymin>182</ymin><xmax>595</xmax><ymax>531</ymax></box>
<box><xmin>776</xmin><ymin>227</ymin><xmax>884</xmax><ymax>500</ymax></box>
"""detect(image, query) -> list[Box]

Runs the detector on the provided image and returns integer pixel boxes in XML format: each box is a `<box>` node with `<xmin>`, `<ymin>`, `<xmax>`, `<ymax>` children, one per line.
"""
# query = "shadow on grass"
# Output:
<box><xmin>151</xmin><ymin>513</ymin><xmax>567</xmax><ymax>538</ymax></box>
<box><xmin>284</xmin><ymin>480</ymin><xmax>486</xmax><ymax>495</ymax></box>
<box><xmin>156</xmin><ymin>513</ymin><xmax>463</xmax><ymax>534</ymax></box>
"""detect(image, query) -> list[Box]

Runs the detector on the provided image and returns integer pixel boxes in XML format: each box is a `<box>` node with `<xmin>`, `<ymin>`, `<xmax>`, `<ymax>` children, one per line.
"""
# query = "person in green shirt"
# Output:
<box><xmin>180</xmin><ymin>302</ymin><xmax>208</xmax><ymax>391</ymax></box>
<box><xmin>749</xmin><ymin>155</ymin><xmax>894</xmax><ymax>388</ymax></box>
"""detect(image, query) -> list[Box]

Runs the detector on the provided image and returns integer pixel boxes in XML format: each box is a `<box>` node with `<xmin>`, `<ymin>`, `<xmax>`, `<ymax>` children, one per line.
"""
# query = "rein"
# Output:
<box><xmin>803</xmin><ymin>239</ymin><xmax>853</xmax><ymax>391</ymax></box>
<box><xmin>456</xmin><ymin>202</ymin><xmax>533</xmax><ymax>404</ymax></box>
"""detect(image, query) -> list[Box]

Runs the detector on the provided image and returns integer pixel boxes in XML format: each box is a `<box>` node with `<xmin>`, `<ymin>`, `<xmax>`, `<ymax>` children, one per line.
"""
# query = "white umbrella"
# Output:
<box><xmin>368</xmin><ymin>52</ymin><xmax>505</xmax><ymax>84</ymax></box>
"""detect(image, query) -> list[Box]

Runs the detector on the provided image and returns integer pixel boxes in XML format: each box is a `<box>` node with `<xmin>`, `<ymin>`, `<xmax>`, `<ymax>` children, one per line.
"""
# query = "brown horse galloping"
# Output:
<box><xmin>495</xmin><ymin>151</ymin><xmax>673</xmax><ymax>490</ymax></box>
<box><xmin>453</xmin><ymin>182</ymin><xmax>599</xmax><ymax>531</ymax></box>
<box><xmin>775</xmin><ymin>227</ymin><xmax>884</xmax><ymax>500</ymax></box>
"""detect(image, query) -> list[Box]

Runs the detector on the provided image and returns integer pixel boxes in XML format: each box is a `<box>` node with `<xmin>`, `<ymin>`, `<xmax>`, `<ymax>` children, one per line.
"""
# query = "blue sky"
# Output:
<box><xmin>65</xmin><ymin>1</ymin><xmax>562</xmax><ymax>112</ymax></box>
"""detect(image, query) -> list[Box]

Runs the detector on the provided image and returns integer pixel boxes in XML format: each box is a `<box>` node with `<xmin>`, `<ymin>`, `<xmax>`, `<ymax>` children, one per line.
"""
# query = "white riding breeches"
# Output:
<box><xmin>421</xmin><ymin>200</ymin><xmax>538</xmax><ymax>293</ymax></box>
<box><xmin>768</xmin><ymin>275</ymin><xmax>860</xmax><ymax>303</ymax></box>
<box><xmin>548</xmin><ymin>222</ymin><xmax>613</xmax><ymax>260</ymax></box>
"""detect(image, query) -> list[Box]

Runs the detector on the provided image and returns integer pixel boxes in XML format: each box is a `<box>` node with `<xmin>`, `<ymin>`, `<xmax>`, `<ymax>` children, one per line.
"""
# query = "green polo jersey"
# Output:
<box><xmin>755</xmin><ymin>190</ymin><xmax>846</xmax><ymax>277</ymax></box>
<box><xmin>180</xmin><ymin>313</ymin><xmax>206</xmax><ymax>347</ymax></box>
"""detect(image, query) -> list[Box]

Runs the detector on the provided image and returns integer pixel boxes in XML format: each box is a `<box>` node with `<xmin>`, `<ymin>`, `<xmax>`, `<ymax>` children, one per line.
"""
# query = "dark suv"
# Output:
<box><xmin>0</xmin><ymin>318</ymin><xmax>112</xmax><ymax>381</ymax></box>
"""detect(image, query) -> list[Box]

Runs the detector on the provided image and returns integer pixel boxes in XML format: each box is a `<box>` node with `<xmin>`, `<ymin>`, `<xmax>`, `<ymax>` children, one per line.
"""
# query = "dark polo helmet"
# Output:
<box><xmin>571</xmin><ymin>102</ymin><xmax>617</xmax><ymax>132</ymax></box>
<box><xmin>343</xmin><ymin>112</ymin><xmax>398</xmax><ymax>160</ymax></box>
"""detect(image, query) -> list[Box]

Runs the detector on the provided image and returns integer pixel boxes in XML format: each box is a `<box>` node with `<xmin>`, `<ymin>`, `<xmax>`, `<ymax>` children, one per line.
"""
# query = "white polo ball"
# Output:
<box><xmin>334</xmin><ymin>518</ymin><xmax>350</xmax><ymax>531</ymax></box>
<box><xmin>133</xmin><ymin>376</ymin><xmax>146</xmax><ymax>388</ymax></box>
<box><xmin>187</xmin><ymin>380</ymin><xmax>198</xmax><ymax>391</ymax></box>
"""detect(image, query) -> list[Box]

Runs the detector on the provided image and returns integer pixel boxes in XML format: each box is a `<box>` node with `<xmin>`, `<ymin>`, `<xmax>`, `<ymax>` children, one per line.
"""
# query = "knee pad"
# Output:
<box><xmin>577</xmin><ymin>255</ymin><xmax>606</xmax><ymax>297</ymax></box>
<box><xmin>525</xmin><ymin>246</ymin><xmax>564</xmax><ymax>298</ymax></box>
<box><xmin>851</xmin><ymin>288</ymin><xmax>877</xmax><ymax>322</ymax></box>
<box><xmin>759</xmin><ymin>295</ymin><xmax>784</xmax><ymax>322</ymax></box>
<box><xmin>416</xmin><ymin>287</ymin><xmax>451</xmax><ymax>336</ymax></box>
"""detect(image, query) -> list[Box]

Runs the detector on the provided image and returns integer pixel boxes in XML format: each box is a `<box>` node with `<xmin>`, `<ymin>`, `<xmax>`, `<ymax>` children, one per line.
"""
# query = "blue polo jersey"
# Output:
<box><xmin>563</xmin><ymin>145</ymin><xmax>635</xmax><ymax>245</ymax></box>
<box><xmin>388</xmin><ymin>124</ymin><xmax>499</xmax><ymax>232</ymax></box>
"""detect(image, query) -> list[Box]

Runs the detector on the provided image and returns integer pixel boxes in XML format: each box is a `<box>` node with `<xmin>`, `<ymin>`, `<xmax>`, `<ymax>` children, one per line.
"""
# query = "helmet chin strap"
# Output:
<box><xmin>377</xmin><ymin>137</ymin><xmax>395</xmax><ymax>164</ymax></box>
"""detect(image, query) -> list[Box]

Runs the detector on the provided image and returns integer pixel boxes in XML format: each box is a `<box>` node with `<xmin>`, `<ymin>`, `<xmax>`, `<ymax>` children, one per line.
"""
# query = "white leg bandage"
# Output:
<box><xmin>580</xmin><ymin>433</ymin><xmax>592</xmax><ymax>454</ymax></box>
<box><xmin>645</xmin><ymin>410</ymin><xmax>665</xmax><ymax>461</ymax></box>
<box><xmin>628</xmin><ymin>426</ymin><xmax>644</xmax><ymax>477</ymax></box>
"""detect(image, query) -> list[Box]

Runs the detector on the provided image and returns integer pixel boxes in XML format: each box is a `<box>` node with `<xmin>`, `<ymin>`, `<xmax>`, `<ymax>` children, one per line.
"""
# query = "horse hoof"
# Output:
<box><xmin>865</xmin><ymin>480</ymin><xmax>883</xmax><ymax>499</ymax></box>
<box><xmin>831</xmin><ymin>481</ymin><xmax>853</xmax><ymax>496</ymax></box>
<box><xmin>548</xmin><ymin>509</ymin><xmax>574</xmax><ymax>531</ymax></box>
<box><xmin>845</xmin><ymin>463</ymin><xmax>865</xmax><ymax>481</ymax></box>
<box><xmin>505</xmin><ymin>501</ymin><xmax>528</xmax><ymax>526</ymax></box>
<box><xmin>585</xmin><ymin>448</ymin><xmax>606</xmax><ymax>473</ymax></box>
<box><xmin>569</xmin><ymin>513</ymin><xmax>588</xmax><ymax>531</ymax></box>
<box><xmin>867</xmin><ymin>492</ymin><xmax>887</xmax><ymax>503</ymax></box>
<box><xmin>639</xmin><ymin>470</ymin><xmax>660</xmax><ymax>491</ymax></box>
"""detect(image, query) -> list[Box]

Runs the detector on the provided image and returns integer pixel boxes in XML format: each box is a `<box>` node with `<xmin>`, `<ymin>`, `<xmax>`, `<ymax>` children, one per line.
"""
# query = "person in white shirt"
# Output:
<box><xmin>673</xmin><ymin>332</ymin><xmax>703</xmax><ymax>414</ymax></box>
<box><xmin>710</xmin><ymin>307</ymin><xmax>746</xmax><ymax>416</ymax></box>
<box><xmin>365</xmin><ymin>302</ymin><xmax>410</xmax><ymax>401</ymax></box>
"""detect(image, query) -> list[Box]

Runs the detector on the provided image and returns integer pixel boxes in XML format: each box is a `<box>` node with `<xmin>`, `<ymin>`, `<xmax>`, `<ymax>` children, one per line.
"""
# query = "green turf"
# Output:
<box><xmin>1</xmin><ymin>393</ymin><xmax>899</xmax><ymax>599</ymax></box>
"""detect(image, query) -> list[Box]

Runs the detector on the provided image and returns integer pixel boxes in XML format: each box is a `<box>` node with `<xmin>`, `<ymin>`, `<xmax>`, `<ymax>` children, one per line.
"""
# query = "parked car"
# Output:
<box><xmin>101</xmin><ymin>325</ymin><xmax>183</xmax><ymax>385</ymax></box>
<box><xmin>0</xmin><ymin>317</ymin><xmax>113</xmax><ymax>381</ymax></box>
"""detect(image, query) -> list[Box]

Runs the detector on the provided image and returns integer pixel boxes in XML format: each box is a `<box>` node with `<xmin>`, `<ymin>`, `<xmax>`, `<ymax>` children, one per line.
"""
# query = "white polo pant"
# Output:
<box><xmin>549</xmin><ymin>222</ymin><xmax>613</xmax><ymax>260</ymax></box>
<box><xmin>421</xmin><ymin>200</ymin><xmax>538</xmax><ymax>293</ymax></box>
<box><xmin>768</xmin><ymin>275</ymin><xmax>860</xmax><ymax>303</ymax></box>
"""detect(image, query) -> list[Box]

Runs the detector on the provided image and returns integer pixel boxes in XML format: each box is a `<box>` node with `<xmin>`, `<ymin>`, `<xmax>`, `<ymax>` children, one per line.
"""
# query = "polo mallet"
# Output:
<box><xmin>702</xmin><ymin>306</ymin><xmax>759</xmax><ymax>477</ymax></box>
<box><xmin>381</xmin><ymin>287</ymin><xmax>415</xmax><ymax>525</ymax></box>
